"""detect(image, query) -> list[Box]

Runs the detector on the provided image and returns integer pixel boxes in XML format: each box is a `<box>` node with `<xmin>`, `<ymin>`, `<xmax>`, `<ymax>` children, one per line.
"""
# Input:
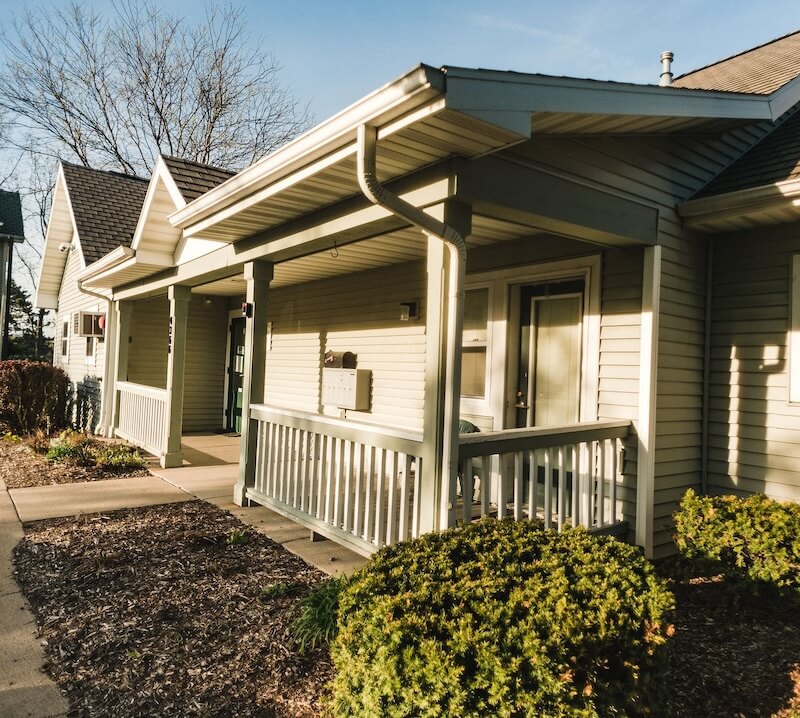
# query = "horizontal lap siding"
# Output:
<box><xmin>127</xmin><ymin>297</ymin><xmax>168</xmax><ymax>388</ymax></box>
<box><xmin>264</xmin><ymin>261</ymin><xmax>427</xmax><ymax>433</ymax></box>
<box><xmin>54</xmin><ymin>244</ymin><xmax>106</xmax><ymax>432</ymax></box>
<box><xmin>183</xmin><ymin>297</ymin><xmax>228</xmax><ymax>431</ymax></box>
<box><xmin>709</xmin><ymin>223</ymin><xmax>800</xmax><ymax>503</ymax></box>
<box><xmin>514</xmin><ymin>125</ymin><xmax>767</xmax><ymax>557</ymax></box>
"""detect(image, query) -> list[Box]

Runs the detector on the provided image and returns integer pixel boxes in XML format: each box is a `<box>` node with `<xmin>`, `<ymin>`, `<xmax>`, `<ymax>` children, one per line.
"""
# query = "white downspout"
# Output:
<box><xmin>77</xmin><ymin>279</ymin><xmax>115</xmax><ymax>437</ymax></box>
<box><xmin>356</xmin><ymin>123</ymin><xmax>466</xmax><ymax>531</ymax></box>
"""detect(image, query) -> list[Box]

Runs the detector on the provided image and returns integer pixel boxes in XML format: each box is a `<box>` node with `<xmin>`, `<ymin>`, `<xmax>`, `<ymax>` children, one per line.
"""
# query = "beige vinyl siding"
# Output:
<box><xmin>54</xmin><ymin>240</ymin><xmax>106</xmax><ymax>431</ymax></box>
<box><xmin>184</xmin><ymin>297</ymin><xmax>228</xmax><ymax>431</ymax></box>
<box><xmin>505</xmin><ymin>122</ymin><xmax>770</xmax><ymax>557</ymax></box>
<box><xmin>708</xmin><ymin>221</ymin><xmax>800</xmax><ymax>502</ymax></box>
<box><xmin>127</xmin><ymin>296</ymin><xmax>168</xmax><ymax>388</ymax></box>
<box><xmin>264</xmin><ymin>261</ymin><xmax>427</xmax><ymax>432</ymax></box>
<box><xmin>126</xmin><ymin>294</ymin><xmax>228</xmax><ymax>432</ymax></box>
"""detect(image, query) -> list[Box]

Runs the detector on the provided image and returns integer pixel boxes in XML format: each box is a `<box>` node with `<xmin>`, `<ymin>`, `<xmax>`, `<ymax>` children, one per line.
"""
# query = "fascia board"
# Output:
<box><xmin>679</xmin><ymin>178</ymin><xmax>800</xmax><ymax>224</ymax></box>
<box><xmin>77</xmin><ymin>245</ymin><xmax>135</xmax><ymax>281</ymax></box>
<box><xmin>131</xmin><ymin>157</ymin><xmax>185</xmax><ymax>251</ymax></box>
<box><xmin>442</xmin><ymin>69</ymin><xmax>772</xmax><ymax>121</ymax></box>
<box><xmin>170</xmin><ymin>64</ymin><xmax>445</xmax><ymax>229</ymax></box>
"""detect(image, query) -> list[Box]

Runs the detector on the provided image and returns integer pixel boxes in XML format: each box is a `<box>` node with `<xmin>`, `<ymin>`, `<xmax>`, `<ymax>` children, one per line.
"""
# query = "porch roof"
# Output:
<box><xmin>91</xmin><ymin>62</ymin><xmax>793</xmax><ymax>298</ymax></box>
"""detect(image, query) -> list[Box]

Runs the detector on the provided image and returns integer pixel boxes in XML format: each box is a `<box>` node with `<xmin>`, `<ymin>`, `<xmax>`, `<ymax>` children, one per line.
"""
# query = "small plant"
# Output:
<box><xmin>2</xmin><ymin>431</ymin><xmax>20</xmax><ymax>443</ymax></box>
<box><xmin>674</xmin><ymin>488</ymin><xmax>800</xmax><ymax>590</ymax></box>
<box><xmin>46</xmin><ymin>431</ymin><xmax>95</xmax><ymax>465</ymax></box>
<box><xmin>261</xmin><ymin>582</ymin><xmax>302</xmax><ymax>600</ymax></box>
<box><xmin>226</xmin><ymin>529</ymin><xmax>249</xmax><ymax>546</ymax></box>
<box><xmin>92</xmin><ymin>445</ymin><xmax>145</xmax><ymax>471</ymax></box>
<box><xmin>291</xmin><ymin>574</ymin><xmax>349</xmax><ymax>654</ymax></box>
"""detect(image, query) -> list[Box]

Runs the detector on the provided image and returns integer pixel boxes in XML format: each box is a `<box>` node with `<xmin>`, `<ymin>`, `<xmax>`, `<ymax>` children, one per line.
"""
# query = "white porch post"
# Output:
<box><xmin>161</xmin><ymin>285</ymin><xmax>191</xmax><ymax>468</ymax></box>
<box><xmin>110</xmin><ymin>300</ymin><xmax>132</xmax><ymax>435</ymax></box>
<box><xmin>233</xmin><ymin>260</ymin><xmax>274</xmax><ymax>506</ymax></box>
<box><xmin>636</xmin><ymin>245</ymin><xmax>661</xmax><ymax>558</ymax></box>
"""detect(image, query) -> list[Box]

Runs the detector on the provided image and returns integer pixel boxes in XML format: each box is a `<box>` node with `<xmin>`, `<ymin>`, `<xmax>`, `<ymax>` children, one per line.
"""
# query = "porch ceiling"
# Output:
<box><xmin>191</xmin><ymin>212</ymin><xmax>544</xmax><ymax>296</ymax></box>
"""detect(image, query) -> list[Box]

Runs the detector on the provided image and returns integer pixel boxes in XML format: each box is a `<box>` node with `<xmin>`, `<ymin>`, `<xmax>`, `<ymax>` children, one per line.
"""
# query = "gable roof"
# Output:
<box><xmin>161</xmin><ymin>156</ymin><xmax>236</xmax><ymax>203</ymax></box>
<box><xmin>61</xmin><ymin>163</ymin><xmax>148</xmax><ymax>265</ymax></box>
<box><xmin>0</xmin><ymin>189</ymin><xmax>25</xmax><ymax>241</ymax></box>
<box><xmin>696</xmin><ymin>109</ymin><xmax>800</xmax><ymax>198</ymax></box>
<box><xmin>673</xmin><ymin>30</ymin><xmax>800</xmax><ymax>94</ymax></box>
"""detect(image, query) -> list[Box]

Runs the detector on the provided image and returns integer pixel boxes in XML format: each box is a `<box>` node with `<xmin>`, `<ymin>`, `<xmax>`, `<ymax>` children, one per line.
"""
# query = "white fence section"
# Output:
<box><xmin>457</xmin><ymin>420</ymin><xmax>631</xmax><ymax>531</ymax></box>
<box><xmin>248</xmin><ymin>405</ymin><xmax>425</xmax><ymax>556</ymax></box>
<box><xmin>115</xmin><ymin>381</ymin><xmax>167</xmax><ymax>456</ymax></box>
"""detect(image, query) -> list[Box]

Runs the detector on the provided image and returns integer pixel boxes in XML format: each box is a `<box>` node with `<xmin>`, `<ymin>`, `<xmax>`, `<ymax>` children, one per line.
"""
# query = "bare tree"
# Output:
<box><xmin>0</xmin><ymin>1</ymin><xmax>310</xmax><ymax>176</ymax></box>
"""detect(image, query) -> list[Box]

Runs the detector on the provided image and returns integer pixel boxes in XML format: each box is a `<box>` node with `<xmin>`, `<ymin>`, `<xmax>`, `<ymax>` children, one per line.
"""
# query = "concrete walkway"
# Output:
<box><xmin>1</xmin><ymin>435</ymin><xmax>366</xmax><ymax>717</ymax></box>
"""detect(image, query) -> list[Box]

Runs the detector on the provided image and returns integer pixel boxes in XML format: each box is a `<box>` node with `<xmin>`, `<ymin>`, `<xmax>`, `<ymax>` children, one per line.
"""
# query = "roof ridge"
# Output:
<box><xmin>161</xmin><ymin>154</ymin><xmax>235</xmax><ymax>175</ymax></box>
<box><xmin>675</xmin><ymin>28</ymin><xmax>800</xmax><ymax>81</ymax></box>
<box><xmin>60</xmin><ymin>160</ymin><xmax>148</xmax><ymax>183</ymax></box>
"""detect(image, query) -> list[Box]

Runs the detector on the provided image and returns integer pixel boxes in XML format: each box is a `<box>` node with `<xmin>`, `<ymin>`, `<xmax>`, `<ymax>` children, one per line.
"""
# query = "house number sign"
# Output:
<box><xmin>168</xmin><ymin>316</ymin><xmax>173</xmax><ymax>354</ymax></box>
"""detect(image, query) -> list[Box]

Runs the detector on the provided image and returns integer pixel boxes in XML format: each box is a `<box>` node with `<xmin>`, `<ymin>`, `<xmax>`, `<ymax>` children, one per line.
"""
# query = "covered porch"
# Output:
<box><xmin>84</xmin><ymin>66</ymin><xmax>689</xmax><ymax>555</ymax></box>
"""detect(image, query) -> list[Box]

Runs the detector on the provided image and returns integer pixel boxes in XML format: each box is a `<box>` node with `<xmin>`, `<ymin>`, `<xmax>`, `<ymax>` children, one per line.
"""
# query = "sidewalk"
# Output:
<box><xmin>1</xmin><ymin>460</ymin><xmax>365</xmax><ymax>717</ymax></box>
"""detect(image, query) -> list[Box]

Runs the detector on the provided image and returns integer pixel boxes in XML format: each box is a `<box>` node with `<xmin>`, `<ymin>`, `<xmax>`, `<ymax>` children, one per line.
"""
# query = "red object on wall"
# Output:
<box><xmin>98</xmin><ymin>314</ymin><xmax>106</xmax><ymax>331</ymax></box>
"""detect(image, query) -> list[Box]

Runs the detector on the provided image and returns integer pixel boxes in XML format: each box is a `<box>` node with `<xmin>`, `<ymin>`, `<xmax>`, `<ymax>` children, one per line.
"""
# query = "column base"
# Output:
<box><xmin>160</xmin><ymin>451</ymin><xmax>183</xmax><ymax>469</ymax></box>
<box><xmin>232</xmin><ymin>481</ymin><xmax>254</xmax><ymax>507</ymax></box>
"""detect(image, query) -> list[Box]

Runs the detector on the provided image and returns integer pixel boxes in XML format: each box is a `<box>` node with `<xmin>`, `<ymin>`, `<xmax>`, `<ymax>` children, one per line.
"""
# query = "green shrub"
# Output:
<box><xmin>0</xmin><ymin>360</ymin><xmax>69</xmax><ymax>435</ymax></box>
<box><xmin>674</xmin><ymin>488</ymin><xmax>800</xmax><ymax>589</ymax></box>
<box><xmin>292</xmin><ymin>574</ymin><xmax>349</xmax><ymax>654</ymax></box>
<box><xmin>331</xmin><ymin>519</ymin><xmax>674</xmax><ymax>718</ymax></box>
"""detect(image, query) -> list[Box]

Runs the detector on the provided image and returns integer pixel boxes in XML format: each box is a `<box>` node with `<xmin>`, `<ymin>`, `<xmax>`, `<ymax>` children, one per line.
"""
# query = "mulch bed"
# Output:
<box><xmin>662</xmin><ymin>570</ymin><xmax>800</xmax><ymax>717</ymax></box>
<box><xmin>0</xmin><ymin>439</ymin><xmax>149</xmax><ymax>488</ymax></box>
<box><xmin>13</xmin><ymin>501</ymin><xmax>332</xmax><ymax>717</ymax></box>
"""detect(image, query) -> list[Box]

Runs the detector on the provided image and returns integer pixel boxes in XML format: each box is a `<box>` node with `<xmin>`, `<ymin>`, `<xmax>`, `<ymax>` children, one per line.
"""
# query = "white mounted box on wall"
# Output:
<box><xmin>322</xmin><ymin>368</ymin><xmax>371</xmax><ymax>411</ymax></box>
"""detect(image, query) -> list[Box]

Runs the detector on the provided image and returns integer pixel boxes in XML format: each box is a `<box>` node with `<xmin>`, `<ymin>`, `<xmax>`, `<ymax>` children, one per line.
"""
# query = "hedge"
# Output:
<box><xmin>0</xmin><ymin>360</ymin><xmax>69</xmax><ymax>435</ymax></box>
<box><xmin>330</xmin><ymin>519</ymin><xmax>674</xmax><ymax>717</ymax></box>
<box><xmin>674</xmin><ymin>488</ymin><xmax>800</xmax><ymax>589</ymax></box>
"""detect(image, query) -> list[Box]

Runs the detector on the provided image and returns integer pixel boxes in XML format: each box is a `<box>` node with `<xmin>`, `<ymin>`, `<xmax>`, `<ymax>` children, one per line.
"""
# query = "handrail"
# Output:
<box><xmin>458</xmin><ymin>420</ymin><xmax>632</xmax><ymax>459</ymax></box>
<box><xmin>116</xmin><ymin>381</ymin><xmax>168</xmax><ymax>402</ymax></box>
<box><xmin>250</xmin><ymin>404</ymin><xmax>424</xmax><ymax>456</ymax></box>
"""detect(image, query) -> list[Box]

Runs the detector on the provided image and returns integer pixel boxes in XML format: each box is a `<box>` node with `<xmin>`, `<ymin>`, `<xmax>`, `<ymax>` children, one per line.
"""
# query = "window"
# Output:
<box><xmin>72</xmin><ymin>312</ymin><xmax>105</xmax><ymax>337</ymax></box>
<box><xmin>461</xmin><ymin>288</ymin><xmax>489</xmax><ymax>398</ymax></box>
<box><xmin>61</xmin><ymin>320</ymin><xmax>69</xmax><ymax>358</ymax></box>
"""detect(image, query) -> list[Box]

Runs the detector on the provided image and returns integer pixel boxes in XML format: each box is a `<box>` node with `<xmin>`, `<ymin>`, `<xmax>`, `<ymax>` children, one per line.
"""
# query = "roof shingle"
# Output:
<box><xmin>672</xmin><ymin>30</ymin><xmax>800</xmax><ymax>95</ymax></box>
<box><xmin>61</xmin><ymin>163</ymin><xmax>148</xmax><ymax>265</ymax></box>
<box><xmin>161</xmin><ymin>156</ymin><xmax>235</xmax><ymax>203</ymax></box>
<box><xmin>0</xmin><ymin>190</ymin><xmax>25</xmax><ymax>240</ymax></box>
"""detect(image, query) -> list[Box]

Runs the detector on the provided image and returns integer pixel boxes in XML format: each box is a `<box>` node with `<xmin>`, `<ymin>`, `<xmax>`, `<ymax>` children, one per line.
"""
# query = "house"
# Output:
<box><xmin>0</xmin><ymin>189</ymin><xmax>25</xmax><ymax>357</ymax></box>
<box><xmin>34</xmin><ymin>31</ymin><xmax>800</xmax><ymax>559</ymax></box>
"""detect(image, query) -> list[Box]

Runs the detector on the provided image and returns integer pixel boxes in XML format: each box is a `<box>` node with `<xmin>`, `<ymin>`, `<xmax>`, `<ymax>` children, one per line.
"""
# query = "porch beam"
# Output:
<box><xmin>113</xmin><ymin>168</ymin><xmax>456</xmax><ymax>302</ymax></box>
<box><xmin>459</xmin><ymin>154</ymin><xmax>659</xmax><ymax>247</ymax></box>
<box><xmin>161</xmin><ymin>285</ymin><xmax>191</xmax><ymax>468</ymax></box>
<box><xmin>234</xmin><ymin>260</ymin><xmax>274</xmax><ymax>505</ymax></box>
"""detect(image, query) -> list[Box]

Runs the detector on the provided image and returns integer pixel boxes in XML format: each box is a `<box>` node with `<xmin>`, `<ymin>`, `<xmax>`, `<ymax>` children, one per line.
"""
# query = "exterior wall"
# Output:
<box><xmin>264</xmin><ymin>261</ymin><xmax>427</xmax><ymax>433</ymax></box>
<box><xmin>504</xmin><ymin>124</ymin><xmax>770</xmax><ymax>556</ymax></box>
<box><xmin>126</xmin><ymin>294</ymin><xmax>228</xmax><ymax>432</ymax></box>
<box><xmin>53</xmin><ymin>241</ymin><xmax>106</xmax><ymax>432</ymax></box>
<box><xmin>709</xmin><ymin>222</ymin><xmax>800</xmax><ymax>502</ymax></box>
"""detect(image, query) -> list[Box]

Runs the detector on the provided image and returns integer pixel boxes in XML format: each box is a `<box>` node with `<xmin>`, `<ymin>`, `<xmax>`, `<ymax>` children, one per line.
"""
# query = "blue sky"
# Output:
<box><xmin>5</xmin><ymin>0</ymin><xmax>800</xmax><ymax>122</ymax></box>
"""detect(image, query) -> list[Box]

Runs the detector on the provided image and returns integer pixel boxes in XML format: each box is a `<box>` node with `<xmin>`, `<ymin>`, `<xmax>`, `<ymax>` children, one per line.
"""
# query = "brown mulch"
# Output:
<box><xmin>13</xmin><ymin>501</ymin><xmax>332</xmax><ymax>717</ymax></box>
<box><xmin>662</xmin><ymin>569</ymin><xmax>800</xmax><ymax>717</ymax></box>
<box><xmin>0</xmin><ymin>439</ymin><xmax>149</xmax><ymax>488</ymax></box>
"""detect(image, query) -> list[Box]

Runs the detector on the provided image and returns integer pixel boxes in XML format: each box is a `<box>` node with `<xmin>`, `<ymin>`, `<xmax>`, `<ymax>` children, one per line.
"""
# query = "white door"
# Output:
<box><xmin>515</xmin><ymin>281</ymin><xmax>583</xmax><ymax>429</ymax></box>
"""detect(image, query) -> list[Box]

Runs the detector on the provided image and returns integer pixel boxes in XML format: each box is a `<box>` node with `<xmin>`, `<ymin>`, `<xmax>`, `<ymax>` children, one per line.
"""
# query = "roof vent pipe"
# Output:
<box><xmin>659</xmin><ymin>51</ymin><xmax>674</xmax><ymax>86</ymax></box>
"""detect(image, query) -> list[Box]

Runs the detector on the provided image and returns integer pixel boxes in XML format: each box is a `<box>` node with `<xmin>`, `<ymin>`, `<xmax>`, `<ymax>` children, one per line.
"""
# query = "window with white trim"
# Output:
<box><xmin>61</xmin><ymin>319</ymin><xmax>69</xmax><ymax>359</ymax></box>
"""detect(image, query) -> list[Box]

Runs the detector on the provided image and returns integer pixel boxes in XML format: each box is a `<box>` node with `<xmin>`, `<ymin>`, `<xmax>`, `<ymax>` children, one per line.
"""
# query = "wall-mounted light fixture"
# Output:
<box><xmin>400</xmin><ymin>301</ymin><xmax>419</xmax><ymax>321</ymax></box>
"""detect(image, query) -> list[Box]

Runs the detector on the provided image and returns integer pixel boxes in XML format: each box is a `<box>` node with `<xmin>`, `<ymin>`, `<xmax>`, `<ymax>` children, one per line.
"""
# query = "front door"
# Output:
<box><xmin>515</xmin><ymin>279</ymin><xmax>584</xmax><ymax>429</ymax></box>
<box><xmin>226</xmin><ymin>318</ymin><xmax>246</xmax><ymax>433</ymax></box>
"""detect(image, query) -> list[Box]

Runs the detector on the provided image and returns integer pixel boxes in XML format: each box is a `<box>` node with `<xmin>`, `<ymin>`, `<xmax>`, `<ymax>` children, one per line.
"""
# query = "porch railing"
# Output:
<box><xmin>247</xmin><ymin>405</ymin><xmax>425</xmax><ymax>557</ymax></box>
<box><xmin>457</xmin><ymin>420</ymin><xmax>631</xmax><ymax>531</ymax></box>
<box><xmin>115</xmin><ymin>381</ymin><xmax>167</xmax><ymax>456</ymax></box>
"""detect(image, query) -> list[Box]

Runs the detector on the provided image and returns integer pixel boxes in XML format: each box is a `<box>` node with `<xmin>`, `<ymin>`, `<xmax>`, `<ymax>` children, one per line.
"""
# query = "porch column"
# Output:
<box><xmin>233</xmin><ymin>260</ymin><xmax>274</xmax><ymax>506</ymax></box>
<box><xmin>110</xmin><ymin>300</ymin><xmax>132</xmax><ymax>435</ymax></box>
<box><xmin>636</xmin><ymin>245</ymin><xmax>661</xmax><ymax>558</ymax></box>
<box><xmin>161</xmin><ymin>285</ymin><xmax>191</xmax><ymax>468</ymax></box>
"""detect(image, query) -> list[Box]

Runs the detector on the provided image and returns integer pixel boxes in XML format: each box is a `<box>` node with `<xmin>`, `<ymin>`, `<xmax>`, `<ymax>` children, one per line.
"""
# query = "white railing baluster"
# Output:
<box><xmin>513</xmin><ymin>451</ymin><xmax>523</xmax><ymax>521</ymax></box>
